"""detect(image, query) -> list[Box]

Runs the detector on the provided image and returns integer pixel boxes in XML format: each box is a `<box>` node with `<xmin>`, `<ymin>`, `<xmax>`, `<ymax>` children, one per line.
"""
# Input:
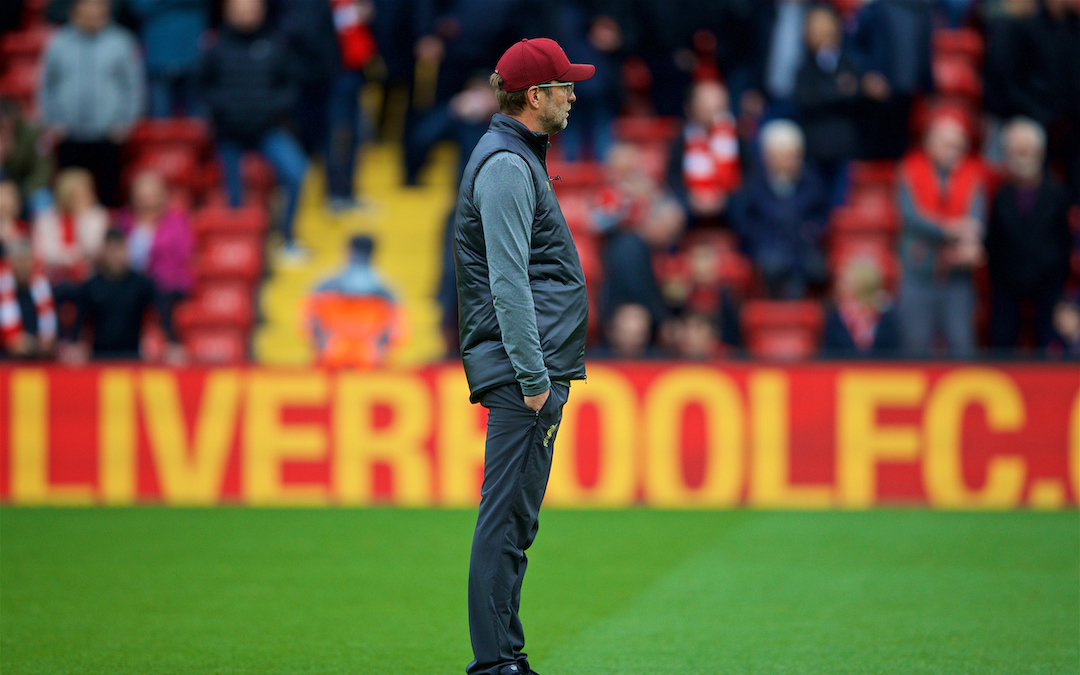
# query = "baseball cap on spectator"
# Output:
<box><xmin>494</xmin><ymin>38</ymin><xmax>595</xmax><ymax>92</ymax></box>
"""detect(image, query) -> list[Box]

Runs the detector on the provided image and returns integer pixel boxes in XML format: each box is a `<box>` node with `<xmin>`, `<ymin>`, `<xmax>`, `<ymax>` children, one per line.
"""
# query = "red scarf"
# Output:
<box><xmin>682</xmin><ymin>117</ymin><xmax>741</xmax><ymax>201</ymax></box>
<box><xmin>899</xmin><ymin>150</ymin><xmax>983</xmax><ymax>227</ymax></box>
<box><xmin>331</xmin><ymin>0</ymin><xmax>377</xmax><ymax>70</ymax></box>
<box><xmin>0</xmin><ymin>262</ymin><xmax>57</xmax><ymax>349</ymax></box>
<box><xmin>838</xmin><ymin>298</ymin><xmax>878</xmax><ymax>352</ymax></box>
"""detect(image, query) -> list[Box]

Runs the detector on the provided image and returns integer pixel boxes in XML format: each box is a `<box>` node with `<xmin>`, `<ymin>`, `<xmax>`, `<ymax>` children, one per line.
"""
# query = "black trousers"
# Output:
<box><xmin>56</xmin><ymin>139</ymin><xmax>122</xmax><ymax>207</ymax></box>
<box><xmin>467</xmin><ymin>381</ymin><xmax>569</xmax><ymax>675</ymax></box>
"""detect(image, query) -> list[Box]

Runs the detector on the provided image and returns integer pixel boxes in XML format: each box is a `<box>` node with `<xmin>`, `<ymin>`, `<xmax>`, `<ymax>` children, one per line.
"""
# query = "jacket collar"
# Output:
<box><xmin>489</xmin><ymin>113</ymin><xmax>550</xmax><ymax>162</ymax></box>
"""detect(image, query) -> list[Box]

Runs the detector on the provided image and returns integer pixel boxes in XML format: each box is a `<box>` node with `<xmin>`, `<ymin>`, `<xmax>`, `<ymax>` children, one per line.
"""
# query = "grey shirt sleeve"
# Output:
<box><xmin>474</xmin><ymin>151</ymin><xmax>550</xmax><ymax>396</ymax></box>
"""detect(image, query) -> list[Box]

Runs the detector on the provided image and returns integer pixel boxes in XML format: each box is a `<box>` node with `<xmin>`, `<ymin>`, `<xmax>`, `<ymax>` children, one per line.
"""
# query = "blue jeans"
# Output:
<box><xmin>327</xmin><ymin>69</ymin><xmax>366</xmax><ymax>199</ymax></box>
<box><xmin>898</xmin><ymin>274</ymin><xmax>976</xmax><ymax>358</ymax></box>
<box><xmin>217</xmin><ymin>128</ymin><xmax>308</xmax><ymax>244</ymax></box>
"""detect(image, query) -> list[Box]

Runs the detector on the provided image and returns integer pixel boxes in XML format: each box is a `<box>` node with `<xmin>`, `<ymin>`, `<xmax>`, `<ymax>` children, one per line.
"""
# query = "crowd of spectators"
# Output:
<box><xmin>1</xmin><ymin>0</ymin><xmax>1078</xmax><ymax>363</ymax></box>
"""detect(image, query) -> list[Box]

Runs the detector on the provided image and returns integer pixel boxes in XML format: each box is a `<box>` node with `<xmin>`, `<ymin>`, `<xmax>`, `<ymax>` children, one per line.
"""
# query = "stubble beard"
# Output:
<box><xmin>538</xmin><ymin>104</ymin><xmax>568</xmax><ymax>136</ymax></box>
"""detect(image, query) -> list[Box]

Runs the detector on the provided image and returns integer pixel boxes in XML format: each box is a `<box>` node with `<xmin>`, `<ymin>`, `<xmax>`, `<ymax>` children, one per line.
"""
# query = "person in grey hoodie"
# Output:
<box><xmin>38</xmin><ymin>0</ymin><xmax>145</xmax><ymax>207</ymax></box>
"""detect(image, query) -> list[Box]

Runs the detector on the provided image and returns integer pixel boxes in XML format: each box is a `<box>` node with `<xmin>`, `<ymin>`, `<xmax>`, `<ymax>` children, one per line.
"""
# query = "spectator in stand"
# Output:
<box><xmin>277</xmin><ymin>0</ymin><xmax>374</xmax><ymax>212</ymax></box>
<box><xmin>759</xmin><ymin>0</ymin><xmax>810</xmax><ymax>120</ymax></box>
<box><xmin>985</xmin><ymin>117</ymin><xmax>1072</xmax><ymax>353</ymax></box>
<box><xmin>116</xmin><ymin>169</ymin><xmax>195</xmax><ymax>345</ymax></box>
<box><xmin>32</xmin><ymin>167</ymin><xmax>109</xmax><ymax>284</ymax></box>
<box><xmin>198</xmin><ymin>0</ymin><xmax>308</xmax><ymax>259</ymax></box>
<box><xmin>592</xmin><ymin>143</ymin><xmax>672</xmax><ymax>329</ymax></box>
<box><xmin>984</xmin><ymin>0</ymin><xmax>1080</xmax><ymax>200</ymax></box>
<box><xmin>0</xmin><ymin>240</ymin><xmax>58</xmax><ymax>359</ymax></box>
<box><xmin>848</xmin><ymin>0</ymin><xmax>935</xmax><ymax>160</ymax></box>
<box><xmin>127</xmin><ymin>0</ymin><xmax>209</xmax><ymax>117</ymax></box>
<box><xmin>667</xmin><ymin>80</ymin><xmax>742</xmax><ymax>230</ymax></box>
<box><xmin>896</xmin><ymin>109</ymin><xmax>985</xmax><ymax>358</ymax></box>
<box><xmin>38</xmin><ymin>0</ymin><xmax>145</xmax><ymax>207</ymax></box>
<box><xmin>590</xmin><ymin>303</ymin><xmax>659</xmax><ymax>359</ymax></box>
<box><xmin>0</xmin><ymin>98</ymin><xmax>55</xmax><ymax>219</ymax></box>
<box><xmin>306</xmin><ymin>234</ymin><xmax>403</xmax><ymax>368</ymax></box>
<box><xmin>793</xmin><ymin>4</ymin><xmax>863</xmax><ymax>206</ymax></box>
<box><xmin>405</xmin><ymin>73</ymin><xmax>498</xmax><ymax>189</ymax></box>
<box><xmin>673</xmin><ymin>311</ymin><xmax>725</xmax><ymax>360</ymax></box>
<box><xmin>551</xmin><ymin>2</ymin><xmax>627</xmax><ymax>161</ymax></box>
<box><xmin>0</xmin><ymin>181</ymin><xmax>30</xmax><ymax>249</ymax></box>
<box><xmin>732</xmin><ymin>119</ymin><xmax>829</xmax><ymax>300</ymax></box>
<box><xmin>65</xmin><ymin>228</ymin><xmax>177</xmax><ymax>361</ymax></box>
<box><xmin>821</xmin><ymin>255</ymin><xmax>901</xmax><ymax>358</ymax></box>
<box><xmin>1048</xmin><ymin>296</ymin><xmax>1080</xmax><ymax>359</ymax></box>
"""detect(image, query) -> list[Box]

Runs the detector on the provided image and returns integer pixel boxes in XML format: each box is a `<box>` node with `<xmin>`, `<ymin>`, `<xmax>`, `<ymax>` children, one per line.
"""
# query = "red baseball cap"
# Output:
<box><xmin>494</xmin><ymin>38</ymin><xmax>595</xmax><ymax>92</ymax></box>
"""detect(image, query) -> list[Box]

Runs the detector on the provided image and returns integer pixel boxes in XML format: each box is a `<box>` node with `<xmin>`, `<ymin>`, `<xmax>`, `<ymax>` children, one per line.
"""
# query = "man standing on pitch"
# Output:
<box><xmin>454</xmin><ymin>38</ymin><xmax>594</xmax><ymax>675</ymax></box>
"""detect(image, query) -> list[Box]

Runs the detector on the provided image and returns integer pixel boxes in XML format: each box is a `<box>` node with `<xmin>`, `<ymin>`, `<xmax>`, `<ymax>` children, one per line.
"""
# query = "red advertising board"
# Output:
<box><xmin>0</xmin><ymin>363</ymin><xmax>1076</xmax><ymax>508</ymax></box>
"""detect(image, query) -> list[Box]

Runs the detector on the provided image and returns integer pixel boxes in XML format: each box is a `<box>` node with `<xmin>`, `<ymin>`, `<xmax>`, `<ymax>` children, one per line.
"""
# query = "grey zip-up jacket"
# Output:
<box><xmin>38</xmin><ymin>24</ymin><xmax>145</xmax><ymax>141</ymax></box>
<box><xmin>454</xmin><ymin>114</ymin><xmax>588</xmax><ymax>403</ymax></box>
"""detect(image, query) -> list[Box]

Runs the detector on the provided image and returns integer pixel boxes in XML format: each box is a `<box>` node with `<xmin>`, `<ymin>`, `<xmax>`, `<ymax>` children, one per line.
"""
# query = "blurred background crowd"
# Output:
<box><xmin>0</xmin><ymin>0</ymin><xmax>1078</xmax><ymax>366</ymax></box>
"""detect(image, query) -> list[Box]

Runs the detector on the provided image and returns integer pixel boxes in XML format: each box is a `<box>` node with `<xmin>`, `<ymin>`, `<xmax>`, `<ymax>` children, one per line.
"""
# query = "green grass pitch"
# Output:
<box><xmin>1</xmin><ymin>508</ymin><xmax>1077</xmax><ymax>674</ymax></box>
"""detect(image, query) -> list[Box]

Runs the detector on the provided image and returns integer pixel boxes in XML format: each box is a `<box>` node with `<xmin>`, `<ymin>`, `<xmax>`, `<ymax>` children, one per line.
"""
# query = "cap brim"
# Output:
<box><xmin>562</xmin><ymin>63</ymin><xmax>595</xmax><ymax>82</ymax></box>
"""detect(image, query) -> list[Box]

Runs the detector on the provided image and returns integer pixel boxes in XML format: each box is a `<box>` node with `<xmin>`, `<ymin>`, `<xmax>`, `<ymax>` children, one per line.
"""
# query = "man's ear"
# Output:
<box><xmin>527</xmin><ymin>87</ymin><xmax>542</xmax><ymax>110</ymax></box>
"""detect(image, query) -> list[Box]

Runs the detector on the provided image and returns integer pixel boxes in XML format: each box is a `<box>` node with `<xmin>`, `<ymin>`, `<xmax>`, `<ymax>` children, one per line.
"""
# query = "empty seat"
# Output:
<box><xmin>0</xmin><ymin>26</ymin><xmax>53</xmax><ymax>68</ymax></box>
<box><xmin>614</xmin><ymin>116</ymin><xmax>680</xmax><ymax>146</ymax></box>
<box><xmin>0</xmin><ymin>61</ymin><xmax>39</xmax><ymax>115</ymax></box>
<box><xmin>194</xmin><ymin>233</ymin><xmax>264</xmax><ymax>282</ymax></box>
<box><xmin>175</xmin><ymin>281</ymin><xmax>255</xmax><ymax>330</ymax></box>
<box><xmin>933</xmin><ymin>56</ymin><xmax>982</xmax><ymax>102</ymax></box>
<box><xmin>848</xmin><ymin>161</ymin><xmax>898</xmax><ymax>192</ymax></box>
<box><xmin>742</xmin><ymin>300</ymin><xmax>824</xmax><ymax>360</ymax></box>
<box><xmin>193</xmin><ymin>205</ymin><xmax>268</xmax><ymax>240</ymax></box>
<box><xmin>934</xmin><ymin>28</ymin><xmax>984</xmax><ymax>65</ymax></box>
<box><xmin>127</xmin><ymin>118</ymin><xmax>210</xmax><ymax>157</ymax></box>
<box><xmin>184</xmin><ymin>327</ymin><xmax>249</xmax><ymax>364</ymax></box>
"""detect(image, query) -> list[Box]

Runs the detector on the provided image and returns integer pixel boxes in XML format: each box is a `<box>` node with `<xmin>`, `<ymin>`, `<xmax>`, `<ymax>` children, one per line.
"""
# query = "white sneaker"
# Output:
<box><xmin>278</xmin><ymin>242</ymin><xmax>311</xmax><ymax>264</ymax></box>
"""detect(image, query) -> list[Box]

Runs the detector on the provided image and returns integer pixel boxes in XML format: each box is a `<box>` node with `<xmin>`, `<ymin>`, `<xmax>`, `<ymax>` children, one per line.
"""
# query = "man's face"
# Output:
<box><xmin>225</xmin><ymin>0</ymin><xmax>266</xmax><ymax>33</ymax></box>
<box><xmin>1004</xmin><ymin>127</ymin><xmax>1044</xmax><ymax>182</ymax></box>
<box><xmin>536</xmin><ymin>82</ymin><xmax>575</xmax><ymax>135</ymax></box>
<box><xmin>925</xmin><ymin>118</ymin><xmax>968</xmax><ymax>171</ymax></box>
<box><xmin>72</xmin><ymin>0</ymin><xmax>110</xmax><ymax>33</ymax></box>
<box><xmin>764</xmin><ymin>144</ymin><xmax>803</xmax><ymax>181</ymax></box>
<box><xmin>102</xmin><ymin>240</ymin><xmax>129</xmax><ymax>276</ymax></box>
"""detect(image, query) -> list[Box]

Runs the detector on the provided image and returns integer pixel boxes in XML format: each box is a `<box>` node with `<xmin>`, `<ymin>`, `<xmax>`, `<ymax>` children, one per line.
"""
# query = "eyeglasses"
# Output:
<box><xmin>535</xmin><ymin>82</ymin><xmax>574</xmax><ymax>96</ymax></box>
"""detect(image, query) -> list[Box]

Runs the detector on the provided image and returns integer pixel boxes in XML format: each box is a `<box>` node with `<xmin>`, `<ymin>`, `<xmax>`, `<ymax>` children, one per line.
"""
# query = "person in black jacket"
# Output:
<box><xmin>985</xmin><ymin>117</ymin><xmax>1073</xmax><ymax>352</ymax></box>
<box><xmin>198</xmin><ymin>0</ymin><xmax>308</xmax><ymax>258</ymax></box>
<box><xmin>66</xmin><ymin>229</ymin><xmax>179</xmax><ymax>361</ymax></box>
<box><xmin>794</xmin><ymin>4</ymin><xmax>863</xmax><ymax>206</ymax></box>
<box><xmin>984</xmin><ymin>0</ymin><xmax>1080</xmax><ymax>201</ymax></box>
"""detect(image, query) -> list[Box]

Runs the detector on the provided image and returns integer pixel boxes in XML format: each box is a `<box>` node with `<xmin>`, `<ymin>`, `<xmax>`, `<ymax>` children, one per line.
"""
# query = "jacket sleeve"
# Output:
<box><xmin>475</xmin><ymin>151</ymin><xmax>550</xmax><ymax>397</ymax></box>
<box><xmin>118</xmin><ymin>31</ymin><xmax>146</xmax><ymax>131</ymax></box>
<box><xmin>37</xmin><ymin>38</ymin><xmax>61</xmax><ymax>128</ymax></box>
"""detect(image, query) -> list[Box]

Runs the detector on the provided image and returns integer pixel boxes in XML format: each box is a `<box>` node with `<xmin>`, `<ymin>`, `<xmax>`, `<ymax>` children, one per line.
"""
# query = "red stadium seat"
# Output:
<box><xmin>175</xmin><ymin>281</ymin><xmax>255</xmax><ymax>331</ymax></box>
<box><xmin>0</xmin><ymin>26</ymin><xmax>53</xmax><ymax>68</ymax></box>
<box><xmin>848</xmin><ymin>161</ymin><xmax>898</xmax><ymax>192</ymax></box>
<box><xmin>934</xmin><ymin>28</ymin><xmax>984</xmax><ymax>65</ymax></box>
<box><xmin>614</xmin><ymin>116</ymin><xmax>680</xmax><ymax>146</ymax></box>
<box><xmin>0</xmin><ymin>61</ymin><xmax>40</xmax><ymax>116</ymax></box>
<box><xmin>193</xmin><ymin>205</ymin><xmax>268</xmax><ymax>240</ymax></box>
<box><xmin>194</xmin><ymin>233</ymin><xmax>264</xmax><ymax>282</ymax></box>
<box><xmin>742</xmin><ymin>300</ymin><xmax>825</xmax><ymax>360</ymax></box>
<box><xmin>547</xmin><ymin>160</ymin><xmax>604</xmax><ymax>189</ymax></box>
<box><xmin>933</xmin><ymin>56</ymin><xmax>982</xmax><ymax>103</ymax></box>
<box><xmin>241</xmin><ymin>154</ymin><xmax>276</xmax><ymax>204</ymax></box>
<box><xmin>184</xmin><ymin>327</ymin><xmax>249</xmax><ymax>364</ymax></box>
<box><xmin>126</xmin><ymin>147</ymin><xmax>200</xmax><ymax>197</ymax></box>
<box><xmin>127</xmin><ymin>118</ymin><xmax>210</xmax><ymax>158</ymax></box>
